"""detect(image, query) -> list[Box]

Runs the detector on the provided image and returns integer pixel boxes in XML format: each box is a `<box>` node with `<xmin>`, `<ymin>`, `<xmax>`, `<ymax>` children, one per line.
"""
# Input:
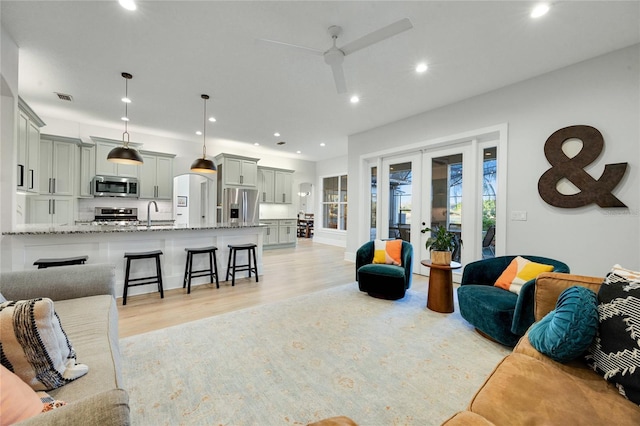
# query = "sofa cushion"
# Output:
<box><xmin>0</xmin><ymin>364</ymin><xmax>44</xmax><ymax>424</ymax></box>
<box><xmin>586</xmin><ymin>264</ymin><xmax>640</xmax><ymax>405</ymax></box>
<box><xmin>468</xmin><ymin>353</ymin><xmax>640</xmax><ymax>425</ymax></box>
<box><xmin>372</xmin><ymin>239</ymin><xmax>402</xmax><ymax>266</ymax></box>
<box><xmin>46</xmin><ymin>295</ymin><xmax>123</xmax><ymax>402</ymax></box>
<box><xmin>358</xmin><ymin>263</ymin><xmax>405</xmax><ymax>278</ymax></box>
<box><xmin>494</xmin><ymin>256</ymin><xmax>554</xmax><ymax>295</ymax></box>
<box><xmin>457</xmin><ymin>284</ymin><xmax>520</xmax><ymax>347</ymax></box>
<box><xmin>0</xmin><ymin>298</ymin><xmax>89</xmax><ymax>390</ymax></box>
<box><xmin>528</xmin><ymin>286</ymin><xmax>598</xmax><ymax>363</ymax></box>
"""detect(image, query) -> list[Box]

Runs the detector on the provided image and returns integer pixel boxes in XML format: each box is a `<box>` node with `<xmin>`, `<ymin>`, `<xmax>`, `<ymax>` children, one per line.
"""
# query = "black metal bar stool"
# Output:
<box><xmin>123</xmin><ymin>250</ymin><xmax>164</xmax><ymax>305</ymax></box>
<box><xmin>33</xmin><ymin>255</ymin><xmax>88</xmax><ymax>269</ymax></box>
<box><xmin>225</xmin><ymin>243</ymin><xmax>258</xmax><ymax>286</ymax></box>
<box><xmin>183</xmin><ymin>246</ymin><xmax>219</xmax><ymax>294</ymax></box>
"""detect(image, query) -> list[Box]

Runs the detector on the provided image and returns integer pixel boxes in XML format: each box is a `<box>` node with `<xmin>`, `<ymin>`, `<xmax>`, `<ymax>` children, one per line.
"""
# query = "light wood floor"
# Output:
<box><xmin>118</xmin><ymin>239</ymin><xmax>429</xmax><ymax>338</ymax></box>
<box><xmin>118</xmin><ymin>238</ymin><xmax>426</xmax><ymax>337</ymax></box>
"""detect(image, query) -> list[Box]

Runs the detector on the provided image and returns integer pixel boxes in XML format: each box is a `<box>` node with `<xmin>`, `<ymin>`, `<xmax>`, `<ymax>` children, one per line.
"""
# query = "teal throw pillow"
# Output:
<box><xmin>528</xmin><ymin>286</ymin><xmax>598</xmax><ymax>363</ymax></box>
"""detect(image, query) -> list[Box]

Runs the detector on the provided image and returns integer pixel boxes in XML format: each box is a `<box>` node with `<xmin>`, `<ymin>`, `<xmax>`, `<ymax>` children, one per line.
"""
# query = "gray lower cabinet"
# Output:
<box><xmin>29</xmin><ymin>196</ymin><xmax>74</xmax><ymax>225</ymax></box>
<box><xmin>263</xmin><ymin>219</ymin><xmax>297</xmax><ymax>248</ymax></box>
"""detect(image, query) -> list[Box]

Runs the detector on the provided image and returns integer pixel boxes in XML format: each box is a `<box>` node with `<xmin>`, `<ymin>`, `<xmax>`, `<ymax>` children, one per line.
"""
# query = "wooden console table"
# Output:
<box><xmin>421</xmin><ymin>260</ymin><xmax>461</xmax><ymax>313</ymax></box>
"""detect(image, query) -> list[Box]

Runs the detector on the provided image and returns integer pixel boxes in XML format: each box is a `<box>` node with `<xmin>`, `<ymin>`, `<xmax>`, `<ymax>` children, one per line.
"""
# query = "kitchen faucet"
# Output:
<box><xmin>147</xmin><ymin>200</ymin><xmax>158</xmax><ymax>228</ymax></box>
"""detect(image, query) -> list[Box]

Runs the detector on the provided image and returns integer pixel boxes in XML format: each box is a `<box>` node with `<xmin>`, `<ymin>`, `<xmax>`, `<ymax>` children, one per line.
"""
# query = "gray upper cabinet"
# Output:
<box><xmin>139</xmin><ymin>151</ymin><xmax>175</xmax><ymax>200</ymax></box>
<box><xmin>92</xmin><ymin>137</ymin><xmax>141</xmax><ymax>178</ymax></box>
<box><xmin>259</xmin><ymin>166</ymin><xmax>294</xmax><ymax>204</ymax></box>
<box><xmin>39</xmin><ymin>134</ymin><xmax>81</xmax><ymax>196</ymax></box>
<box><xmin>78</xmin><ymin>143</ymin><xmax>95</xmax><ymax>197</ymax></box>
<box><xmin>216</xmin><ymin>154</ymin><xmax>259</xmax><ymax>187</ymax></box>
<box><xmin>17</xmin><ymin>98</ymin><xmax>45</xmax><ymax>193</ymax></box>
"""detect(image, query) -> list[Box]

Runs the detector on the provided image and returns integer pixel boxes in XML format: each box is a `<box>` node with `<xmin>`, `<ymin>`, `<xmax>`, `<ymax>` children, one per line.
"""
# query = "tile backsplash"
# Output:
<box><xmin>77</xmin><ymin>198</ymin><xmax>173</xmax><ymax>222</ymax></box>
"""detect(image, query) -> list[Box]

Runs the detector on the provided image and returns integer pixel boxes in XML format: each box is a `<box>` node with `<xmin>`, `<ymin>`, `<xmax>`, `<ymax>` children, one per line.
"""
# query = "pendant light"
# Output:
<box><xmin>107</xmin><ymin>72</ymin><xmax>143</xmax><ymax>165</ymax></box>
<box><xmin>190</xmin><ymin>94</ymin><xmax>217</xmax><ymax>173</ymax></box>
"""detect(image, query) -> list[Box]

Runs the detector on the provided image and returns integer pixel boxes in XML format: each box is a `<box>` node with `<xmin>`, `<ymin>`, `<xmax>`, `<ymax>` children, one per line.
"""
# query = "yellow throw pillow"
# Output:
<box><xmin>494</xmin><ymin>256</ymin><xmax>554</xmax><ymax>294</ymax></box>
<box><xmin>372</xmin><ymin>239</ymin><xmax>402</xmax><ymax>266</ymax></box>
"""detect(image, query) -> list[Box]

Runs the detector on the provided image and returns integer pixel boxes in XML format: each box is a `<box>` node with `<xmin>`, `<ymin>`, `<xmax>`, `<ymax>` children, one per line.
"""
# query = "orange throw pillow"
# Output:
<box><xmin>0</xmin><ymin>365</ymin><xmax>43</xmax><ymax>425</ymax></box>
<box><xmin>495</xmin><ymin>256</ymin><xmax>554</xmax><ymax>294</ymax></box>
<box><xmin>372</xmin><ymin>239</ymin><xmax>402</xmax><ymax>266</ymax></box>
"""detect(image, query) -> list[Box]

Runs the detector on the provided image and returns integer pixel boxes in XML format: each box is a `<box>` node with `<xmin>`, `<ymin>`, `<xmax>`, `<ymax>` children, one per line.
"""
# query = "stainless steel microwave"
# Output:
<box><xmin>91</xmin><ymin>176</ymin><xmax>139</xmax><ymax>198</ymax></box>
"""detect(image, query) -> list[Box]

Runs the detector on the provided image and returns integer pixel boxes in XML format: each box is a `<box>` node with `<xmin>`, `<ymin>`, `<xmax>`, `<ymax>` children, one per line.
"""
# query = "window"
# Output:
<box><xmin>322</xmin><ymin>175</ymin><xmax>347</xmax><ymax>230</ymax></box>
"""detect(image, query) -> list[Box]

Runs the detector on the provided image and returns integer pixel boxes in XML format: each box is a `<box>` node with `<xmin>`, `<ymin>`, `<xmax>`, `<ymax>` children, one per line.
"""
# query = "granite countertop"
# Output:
<box><xmin>3</xmin><ymin>222</ymin><xmax>266</xmax><ymax>235</ymax></box>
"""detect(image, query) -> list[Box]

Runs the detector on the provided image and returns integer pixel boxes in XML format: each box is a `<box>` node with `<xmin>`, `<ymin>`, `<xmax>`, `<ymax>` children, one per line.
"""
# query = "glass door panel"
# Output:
<box><xmin>388</xmin><ymin>161</ymin><xmax>412</xmax><ymax>240</ymax></box>
<box><xmin>430</xmin><ymin>154</ymin><xmax>463</xmax><ymax>262</ymax></box>
<box><xmin>370</xmin><ymin>166</ymin><xmax>377</xmax><ymax>240</ymax></box>
<box><xmin>482</xmin><ymin>147</ymin><xmax>497</xmax><ymax>258</ymax></box>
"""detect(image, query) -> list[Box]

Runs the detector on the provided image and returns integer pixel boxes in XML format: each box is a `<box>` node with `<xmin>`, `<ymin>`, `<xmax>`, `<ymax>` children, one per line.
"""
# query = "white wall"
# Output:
<box><xmin>347</xmin><ymin>45</ymin><xmax>640</xmax><ymax>277</ymax></box>
<box><xmin>1</xmin><ymin>26</ymin><xmax>20</xmax><ymax>236</ymax></box>
<box><xmin>314</xmin><ymin>155</ymin><xmax>348</xmax><ymax>247</ymax></box>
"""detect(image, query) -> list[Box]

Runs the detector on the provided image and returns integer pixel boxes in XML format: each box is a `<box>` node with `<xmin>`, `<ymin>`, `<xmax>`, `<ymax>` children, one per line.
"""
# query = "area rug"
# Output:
<box><xmin>121</xmin><ymin>283</ymin><xmax>511</xmax><ymax>425</ymax></box>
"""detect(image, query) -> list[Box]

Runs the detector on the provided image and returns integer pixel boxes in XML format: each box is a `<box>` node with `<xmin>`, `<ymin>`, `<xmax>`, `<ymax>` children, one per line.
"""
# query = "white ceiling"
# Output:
<box><xmin>2</xmin><ymin>1</ymin><xmax>639</xmax><ymax>162</ymax></box>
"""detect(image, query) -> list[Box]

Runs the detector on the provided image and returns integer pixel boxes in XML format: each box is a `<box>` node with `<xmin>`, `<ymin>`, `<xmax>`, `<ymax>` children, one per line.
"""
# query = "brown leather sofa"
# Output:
<box><xmin>443</xmin><ymin>272</ymin><xmax>640</xmax><ymax>425</ymax></box>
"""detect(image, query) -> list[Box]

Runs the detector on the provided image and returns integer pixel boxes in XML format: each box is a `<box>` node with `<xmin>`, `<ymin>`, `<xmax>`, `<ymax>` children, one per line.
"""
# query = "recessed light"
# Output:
<box><xmin>296</xmin><ymin>150</ymin><xmax>301</xmax><ymax>154</ymax></box>
<box><xmin>118</xmin><ymin>0</ymin><xmax>137</xmax><ymax>11</ymax></box>
<box><xmin>350</xmin><ymin>95</ymin><xmax>360</xmax><ymax>104</ymax></box>
<box><xmin>208</xmin><ymin>117</ymin><xmax>216</xmax><ymax>122</ymax></box>
<box><xmin>121</xmin><ymin>97</ymin><xmax>131</xmax><ymax>103</ymax></box>
<box><xmin>195</xmin><ymin>131</ymin><xmax>202</xmax><ymax>136</ymax></box>
<box><xmin>320</xmin><ymin>143</ymin><xmax>326</xmax><ymax>147</ymax></box>
<box><xmin>254</xmin><ymin>142</ymin><xmax>260</xmax><ymax>146</ymax></box>
<box><xmin>121</xmin><ymin>116</ymin><xmax>129</xmax><ymax>121</ymax></box>
<box><xmin>274</xmin><ymin>132</ymin><xmax>280</xmax><ymax>137</ymax></box>
<box><xmin>416</xmin><ymin>63</ymin><xmax>428</xmax><ymax>73</ymax></box>
<box><xmin>531</xmin><ymin>3</ymin><xmax>550</xmax><ymax>18</ymax></box>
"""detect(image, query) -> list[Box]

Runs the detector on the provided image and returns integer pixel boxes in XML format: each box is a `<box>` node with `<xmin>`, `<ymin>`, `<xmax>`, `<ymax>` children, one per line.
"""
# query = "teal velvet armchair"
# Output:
<box><xmin>356</xmin><ymin>240</ymin><xmax>413</xmax><ymax>300</ymax></box>
<box><xmin>457</xmin><ymin>255</ymin><xmax>569</xmax><ymax>347</ymax></box>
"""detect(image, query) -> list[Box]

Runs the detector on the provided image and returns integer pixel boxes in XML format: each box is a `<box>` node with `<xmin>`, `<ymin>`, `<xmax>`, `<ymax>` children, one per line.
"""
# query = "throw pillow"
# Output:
<box><xmin>372</xmin><ymin>239</ymin><xmax>402</xmax><ymax>266</ymax></box>
<box><xmin>0</xmin><ymin>298</ymin><xmax>89</xmax><ymax>391</ymax></box>
<box><xmin>0</xmin><ymin>364</ymin><xmax>43</xmax><ymax>424</ymax></box>
<box><xmin>586</xmin><ymin>264</ymin><xmax>640</xmax><ymax>405</ymax></box>
<box><xmin>494</xmin><ymin>256</ymin><xmax>554</xmax><ymax>295</ymax></box>
<box><xmin>528</xmin><ymin>286</ymin><xmax>598</xmax><ymax>363</ymax></box>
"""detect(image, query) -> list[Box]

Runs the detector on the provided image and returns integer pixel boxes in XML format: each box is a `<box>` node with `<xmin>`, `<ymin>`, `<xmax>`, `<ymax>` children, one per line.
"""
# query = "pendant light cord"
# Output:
<box><xmin>201</xmin><ymin>94</ymin><xmax>210</xmax><ymax>159</ymax></box>
<box><xmin>122</xmin><ymin>73</ymin><xmax>131</xmax><ymax>148</ymax></box>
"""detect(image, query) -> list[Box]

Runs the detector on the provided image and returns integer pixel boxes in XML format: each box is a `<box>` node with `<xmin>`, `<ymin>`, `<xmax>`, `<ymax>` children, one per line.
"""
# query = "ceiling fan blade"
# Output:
<box><xmin>330</xmin><ymin>62</ymin><xmax>347</xmax><ymax>94</ymax></box>
<box><xmin>340</xmin><ymin>18</ymin><xmax>413</xmax><ymax>56</ymax></box>
<box><xmin>255</xmin><ymin>38</ymin><xmax>324</xmax><ymax>56</ymax></box>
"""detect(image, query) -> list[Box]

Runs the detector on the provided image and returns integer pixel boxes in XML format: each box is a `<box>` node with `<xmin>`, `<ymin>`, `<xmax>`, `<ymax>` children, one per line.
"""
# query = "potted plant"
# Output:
<box><xmin>421</xmin><ymin>225</ymin><xmax>462</xmax><ymax>265</ymax></box>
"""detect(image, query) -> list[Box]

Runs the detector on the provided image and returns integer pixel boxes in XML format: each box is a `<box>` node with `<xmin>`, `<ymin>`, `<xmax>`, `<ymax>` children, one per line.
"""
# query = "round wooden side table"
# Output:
<box><xmin>421</xmin><ymin>260</ymin><xmax>462</xmax><ymax>313</ymax></box>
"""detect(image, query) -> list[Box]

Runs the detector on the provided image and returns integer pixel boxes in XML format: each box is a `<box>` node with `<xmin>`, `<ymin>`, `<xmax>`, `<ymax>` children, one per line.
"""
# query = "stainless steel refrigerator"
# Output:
<box><xmin>222</xmin><ymin>188</ymin><xmax>259</xmax><ymax>224</ymax></box>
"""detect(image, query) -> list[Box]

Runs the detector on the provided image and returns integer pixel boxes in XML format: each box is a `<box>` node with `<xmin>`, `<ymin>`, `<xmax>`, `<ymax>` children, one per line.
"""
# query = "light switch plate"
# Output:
<box><xmin>510</xmin><ymin>211</ymin><xmax>527</xmax><ymax>221</ymax></box>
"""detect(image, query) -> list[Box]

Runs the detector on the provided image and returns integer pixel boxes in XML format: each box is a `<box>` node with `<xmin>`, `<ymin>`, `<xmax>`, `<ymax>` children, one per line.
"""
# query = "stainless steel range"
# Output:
<box><xmin>93</xmin><ymin>207</ymin><xmax>139</xmax><ymax>226</ymax></box>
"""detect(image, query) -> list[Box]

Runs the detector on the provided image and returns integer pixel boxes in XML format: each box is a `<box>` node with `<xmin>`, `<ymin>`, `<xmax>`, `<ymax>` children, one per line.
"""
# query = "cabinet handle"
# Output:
<box><xmin>52</xmin><ymin>199</ymin><xmax>55</xmax><ymax>215</ymax></box>
<box><xmin>29</xmin><ymin>169</ymin><xmax>34</xmax><ymax>189</ymax></box>
<box><xmin>240</xmin><ymin>175</ymin><xmax>243</xmax><ymax>184</ymax></box>
<box><xmin>48</xmin><ymin>178</ymin><xmax>52</xmax><ymax>194</ymax></box>
<box><xmin>267</xmin><ymin>228</ymin><xmax>270</xmax><ymax>236</ymax></box>
<box><xmin>18</xmin><ymin>165</ymin><xmax>24</xmax><ymax>187</ymax></box>
<box><xmin>287</xmin><ymin>226</ymin><xmax>290</xmax><ymax>234</ymax></box>
<box><xmin>282</xmin><ymin>193</ymin><xmax>285</xmax><ymax>203</ymax></box>
<box><xmin>263</xmin><ymin>192</ymin><xmax>265</xmax><ymax>202</ymax></box>
<box><xmin>52</xmin><ymin>178</ymin><xmax>56</xmax><ymax>194</ymax></box>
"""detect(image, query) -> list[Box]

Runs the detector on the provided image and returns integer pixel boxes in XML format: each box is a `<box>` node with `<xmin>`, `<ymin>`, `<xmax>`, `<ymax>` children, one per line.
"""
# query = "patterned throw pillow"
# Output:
<box><xmin>494</xmin><ymin>256</ymin><xmax>554</xmax><ymax>295</ymax></box>
<box><xmin>0</xmin><ymin>298</ymin><xmax>89</xmax><ymax>391</ymax></box>
<box><xmin>528</xmin><ymin>286</ymin><xmax>599</xmax><ymax>363</ymax></box>
<box><xmin>586</xmin><ymin>265</ymin><xmax>640</xmax><ymax>405</ymax></box>
<box><xmin>372</xmin><ymin>239</ymin><xmax>402</xmax><ymax>266</ymax></box>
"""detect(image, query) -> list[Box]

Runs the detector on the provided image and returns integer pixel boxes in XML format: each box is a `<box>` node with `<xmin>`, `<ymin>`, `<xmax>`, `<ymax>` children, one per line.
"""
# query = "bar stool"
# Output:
<box><xmin>225</xmin><ymin>243</ymin><xmax>258</xmax><ymax>286</ymax></box>
<box><xmin>33</xmin><ymin>255</ymin><xmax>88</xmax><ymax>269</ymax></box>
<box><xmin>123</xmin><ymin>250</ymin><xmax>164</xmax><ymax>305</ymax></box>
<box><xmin>183</xmin><ymin>246</ymin><xmax>220</xmax><ymax>294</ymax></box>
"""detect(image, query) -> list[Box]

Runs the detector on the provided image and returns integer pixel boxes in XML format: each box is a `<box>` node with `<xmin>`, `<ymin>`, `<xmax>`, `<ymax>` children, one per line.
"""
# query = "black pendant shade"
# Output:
<box><xmin>190</xmin><ymin>94</ymin><xmax>217</xmax><ymax>173</ymax></box>
<box><xmin>107</xmin><ymin>145</ymin><xmax>144</xmax><ymax>165</ymax></box>
<box><xmin>108</xmin><ymin>72</ymin><xmax>143</xmax><ymax>165</ymax></box>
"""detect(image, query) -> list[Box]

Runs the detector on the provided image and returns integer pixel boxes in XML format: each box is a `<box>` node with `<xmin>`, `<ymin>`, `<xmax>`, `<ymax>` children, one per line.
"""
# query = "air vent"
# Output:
<box><xmin>276</xmin><ymin>141</ymin><xmax>286</xmax><ymax>145</ymax></box>
<box><xmin>55</xmin><ymin>92</ymin><xmax>73</xmax><ymax>102</ymax></box>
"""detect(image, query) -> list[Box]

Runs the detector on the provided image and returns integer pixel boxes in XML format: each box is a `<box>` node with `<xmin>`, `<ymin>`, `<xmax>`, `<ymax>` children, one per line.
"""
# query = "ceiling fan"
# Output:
<box><xmin>257</xmin><ymin>18</ymin><xmax>414</xmax><ymax>94</ymax></box>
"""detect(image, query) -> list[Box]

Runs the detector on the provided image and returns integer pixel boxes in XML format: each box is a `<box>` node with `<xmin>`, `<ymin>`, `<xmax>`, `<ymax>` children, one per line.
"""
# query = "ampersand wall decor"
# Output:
<box><xmin>538</xmin><ymin>125</ymin><xmax>628</xmax><ymax>208</ymax></box>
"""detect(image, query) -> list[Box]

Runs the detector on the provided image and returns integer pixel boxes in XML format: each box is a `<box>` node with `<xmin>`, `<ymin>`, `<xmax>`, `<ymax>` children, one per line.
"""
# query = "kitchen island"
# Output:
<box><xmin>1</xmin><ymin>223</ymin><xmax>266</xmax><ymax>300</ymax></box>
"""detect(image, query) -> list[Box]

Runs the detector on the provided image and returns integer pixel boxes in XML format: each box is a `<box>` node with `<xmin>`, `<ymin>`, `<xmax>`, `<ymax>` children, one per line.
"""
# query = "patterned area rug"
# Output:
<box><xmin>121</xmin><ymin>283</ymin><xmax>510</xmax><ymax>425</ymax></box>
